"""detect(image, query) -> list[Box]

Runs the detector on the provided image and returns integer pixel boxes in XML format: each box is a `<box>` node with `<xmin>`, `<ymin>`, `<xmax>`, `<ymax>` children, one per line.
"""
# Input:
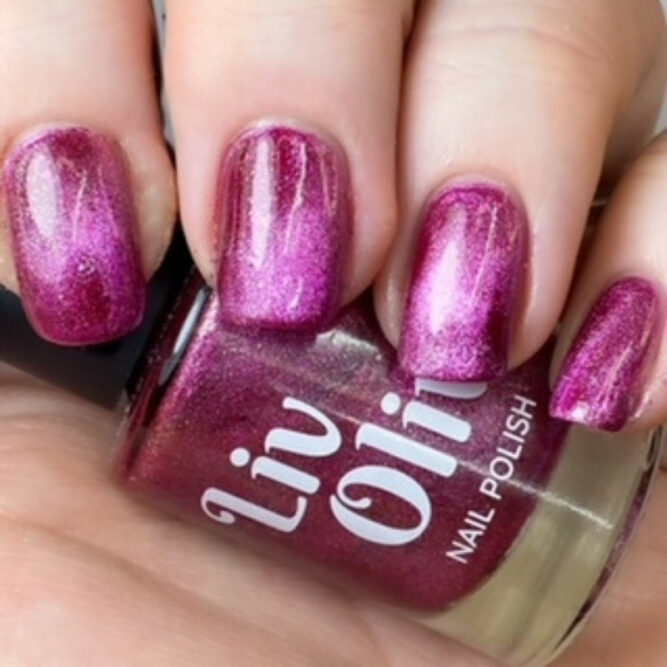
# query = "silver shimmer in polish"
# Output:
<box><xmin>399</xmin><ymin>182</ymin><xmax>527</xmax><ymax>381</ymax></box>
<box><xmin>215</xmin><ymin>124</ymin><xmax>352</xmax><ymax>330</ymax></box>
<box><xmin>550</xmin><ymin>277</ymin><xmax>663</xmax><ymax>431</ymax></box>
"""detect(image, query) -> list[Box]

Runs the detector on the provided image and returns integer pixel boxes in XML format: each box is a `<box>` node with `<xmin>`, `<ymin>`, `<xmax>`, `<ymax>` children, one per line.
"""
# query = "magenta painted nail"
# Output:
<box><xmin>399</xmin><ymin>182</ymin><xmax>527</xmax><ymax>381</ymax></box>
<box><xmin>215</xmin><ymin>124</ymin><xmax>352</xmax><ymax>330</ymax></box>
<box><xmin>4</xmin><ymin>126</ymin><xmax>146</xmax><ymax>345</ymax></box>
<box><xmin>550</xmin><ymin>277</ymin><xmax>663</xmax><ymax>431</ymax></box>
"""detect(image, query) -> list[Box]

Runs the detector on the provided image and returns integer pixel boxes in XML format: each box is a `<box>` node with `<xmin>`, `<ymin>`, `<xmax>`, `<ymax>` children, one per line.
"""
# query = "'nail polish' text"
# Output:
<box><xmin>445</xmin><ymin>394</ymin><xmax>536</xmax><ymax>564</ymax></box>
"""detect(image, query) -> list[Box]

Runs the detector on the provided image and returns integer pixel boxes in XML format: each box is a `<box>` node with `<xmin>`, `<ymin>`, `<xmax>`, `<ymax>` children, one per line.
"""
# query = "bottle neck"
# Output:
<box><xmin>0</xmin><ymin>231</ymin><xmax>193</xmax><ymax>408</ymax></box>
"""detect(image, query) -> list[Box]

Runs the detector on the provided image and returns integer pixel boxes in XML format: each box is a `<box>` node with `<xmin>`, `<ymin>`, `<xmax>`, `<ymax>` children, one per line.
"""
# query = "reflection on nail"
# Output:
<box><xmin>216</xmin><ymin>124</ymin><xmax>352</xmax><ymax>331</ymax></box>
<box><xmin>399</xmin><ymin>182</ymin><xmax>527</xmax><ymax>381</ymax></box>
<box><xmin>550</xmin><ymin>277</ymin><xmax>663</xmax><ymax>431</ymax></box>
<box><xmin>4</xmin><ymin>126</ymin><xmax>146</xmax><ymax>344</ymax></box>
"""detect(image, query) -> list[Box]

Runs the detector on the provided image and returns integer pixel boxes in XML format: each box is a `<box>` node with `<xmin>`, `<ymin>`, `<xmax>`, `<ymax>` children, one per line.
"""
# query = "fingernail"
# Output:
<box><xmin>215</xmin><ymin>123</ymin><xmax>352</xmax><ymax>330</ymax></box>
<box><xmin>550</xmin><ymin>277</ymin><xmax>663</xmax><ymax>431</ymax></box>
<box><xmin>4</xmin><ymin>126</ymin><xmax>146</xmax><ymax>345</ymax></box>
<box><xmin>398</xmin><ymin>181</ymin><xmax>527</xmax><ymax>381</ymax></box>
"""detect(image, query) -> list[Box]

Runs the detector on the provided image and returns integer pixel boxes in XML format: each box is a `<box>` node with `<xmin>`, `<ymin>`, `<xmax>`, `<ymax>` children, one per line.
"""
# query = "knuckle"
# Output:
<box><xmin>413</xmin><ymin>0</ymin><xmax>657</xmax><ymax>104</ymax></box>
<box><xmin>215</xmin><ymin>0</ymin><xmax>412</xmax><ymax>31</ymax></box>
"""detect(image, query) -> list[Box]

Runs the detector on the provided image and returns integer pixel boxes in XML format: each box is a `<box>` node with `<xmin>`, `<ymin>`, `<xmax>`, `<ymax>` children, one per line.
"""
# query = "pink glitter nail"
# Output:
<box><xmin>215</xmin><ymin>124</ymin><xmax>352</xmax><ymax>330</ymax></box>
<box><xmin>550</xmin><ymin>277</ymin><xmax>664</xmax><ymax>431</ymax></box>
<box><xmin>399</xmin><ymin>182</ymin><xmax>527</xmax><ymax>382</ymax></box>
<box><xmin>4</xmin><ymin>126</ymin><xmax>146</xmax><ymax>344</ymax></box>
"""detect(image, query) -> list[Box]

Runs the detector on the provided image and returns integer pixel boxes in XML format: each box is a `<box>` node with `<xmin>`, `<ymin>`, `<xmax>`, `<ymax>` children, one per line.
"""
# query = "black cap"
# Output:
<box><xmin>0</xmin><ymin>231</ymin><xmax>192</xmax><ymax>408</ymax></box>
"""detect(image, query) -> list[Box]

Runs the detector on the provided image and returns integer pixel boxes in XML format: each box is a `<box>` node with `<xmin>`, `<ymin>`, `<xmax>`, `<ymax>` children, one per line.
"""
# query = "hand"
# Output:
<box><xmin>0</xmin><ymin>2</ymin><xmax>666</xmax><ymax>665</ymax></box>
<box><xmin>0</xmin><ymin>364</ymin><xmax>664</xmax><ymax>665</ymax></box>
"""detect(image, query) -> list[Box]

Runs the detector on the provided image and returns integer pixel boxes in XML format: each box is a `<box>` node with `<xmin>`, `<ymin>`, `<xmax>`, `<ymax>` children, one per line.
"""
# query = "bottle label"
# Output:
<box><xmin>123</xmin><ymin>294</ymin><xmax>568</xmax><ymax>611</ymax></box>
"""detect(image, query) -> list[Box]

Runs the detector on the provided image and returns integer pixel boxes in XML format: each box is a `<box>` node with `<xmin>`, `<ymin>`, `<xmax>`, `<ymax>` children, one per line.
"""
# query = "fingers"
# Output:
<box><xmin>558</xmin><ymin>473</ymin><xmax>667</xmax><ymax>665</ymax></box>
<box><xmin>376</xmin><ymin>0</ymin><xmax>666</xmax><ymax>381</ymax></box>
<box><xmin>550</xmin><ymin>133</ymin><xmax>667</xmax><ymax>432</ymax></box>
<box><xmin>0</xmin><ymin>0</ymin><xmax>175</xmax><ymax>344</ymax></box>
<box><xmin>165</xmin><ymin>0</ymin><xmax>411</xmax><ymax>329</ymax></box>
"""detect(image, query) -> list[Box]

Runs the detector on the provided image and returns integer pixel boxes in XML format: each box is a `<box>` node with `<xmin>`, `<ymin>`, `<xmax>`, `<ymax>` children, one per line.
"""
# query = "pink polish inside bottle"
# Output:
<box><xmin>116</xmin><ymin>274</ymin><xmax>661</xmax><ymax>666</ymax></box>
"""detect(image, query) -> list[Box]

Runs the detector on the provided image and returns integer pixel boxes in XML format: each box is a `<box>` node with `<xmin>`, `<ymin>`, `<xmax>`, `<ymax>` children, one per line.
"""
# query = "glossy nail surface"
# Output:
<box><xmin>399</xmin><ymin>182</ymin><xmax>527</xmax><ymax>381</ymax></box>
<box><xmin>4</xmin><ymin>126</ymin><xmax>145</xmax><ymax>344</ymax></box>
<box><xmin>550</xmin><ymin>277</ymin><xmax>663</xmax><ymax>431</ymax></box>
<box><xmin>216</xmin><ymin>124</ymin><xmax>352</xmax><ymax>330</ymax></box>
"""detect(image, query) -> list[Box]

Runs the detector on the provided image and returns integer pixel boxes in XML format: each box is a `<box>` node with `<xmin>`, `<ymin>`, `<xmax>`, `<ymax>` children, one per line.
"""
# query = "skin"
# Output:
<box><xmin>0</xmin><ymin>365</ymin><xmax>665</xmax><ymax>665</ymax></box>
<box><xmin>0</xmin><ymin>0</ymin><xmax>666</xmax><ymax>663</ymax></box>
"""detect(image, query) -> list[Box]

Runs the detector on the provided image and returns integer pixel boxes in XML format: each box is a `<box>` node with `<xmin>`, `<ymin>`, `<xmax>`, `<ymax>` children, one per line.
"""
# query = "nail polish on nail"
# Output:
<box><xmin>550</xmin><ymin>277</ymin><xmax>663</xmax><ymax>432</ymax></box>
<box><xmin>4</xmin><ymin>126</ymin><xmax>146</xmax><ymax>345</ymax></box>
<box><xmin>398</xmin><ymin>182</ymin><xmax>527</xmax><ymax>381</ymax></box>
<box><xmin>215</xmin><ymin>124</ymin><xmax>352</xmax><ymax>330</ymax></box>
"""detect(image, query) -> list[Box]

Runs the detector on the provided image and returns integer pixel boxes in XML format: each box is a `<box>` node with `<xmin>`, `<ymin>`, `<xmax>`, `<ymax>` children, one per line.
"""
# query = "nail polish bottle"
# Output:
<box><xmin>0</xmin><ymin>237</ymin><xmax>661</xmax><ymax>667</ymax></box>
